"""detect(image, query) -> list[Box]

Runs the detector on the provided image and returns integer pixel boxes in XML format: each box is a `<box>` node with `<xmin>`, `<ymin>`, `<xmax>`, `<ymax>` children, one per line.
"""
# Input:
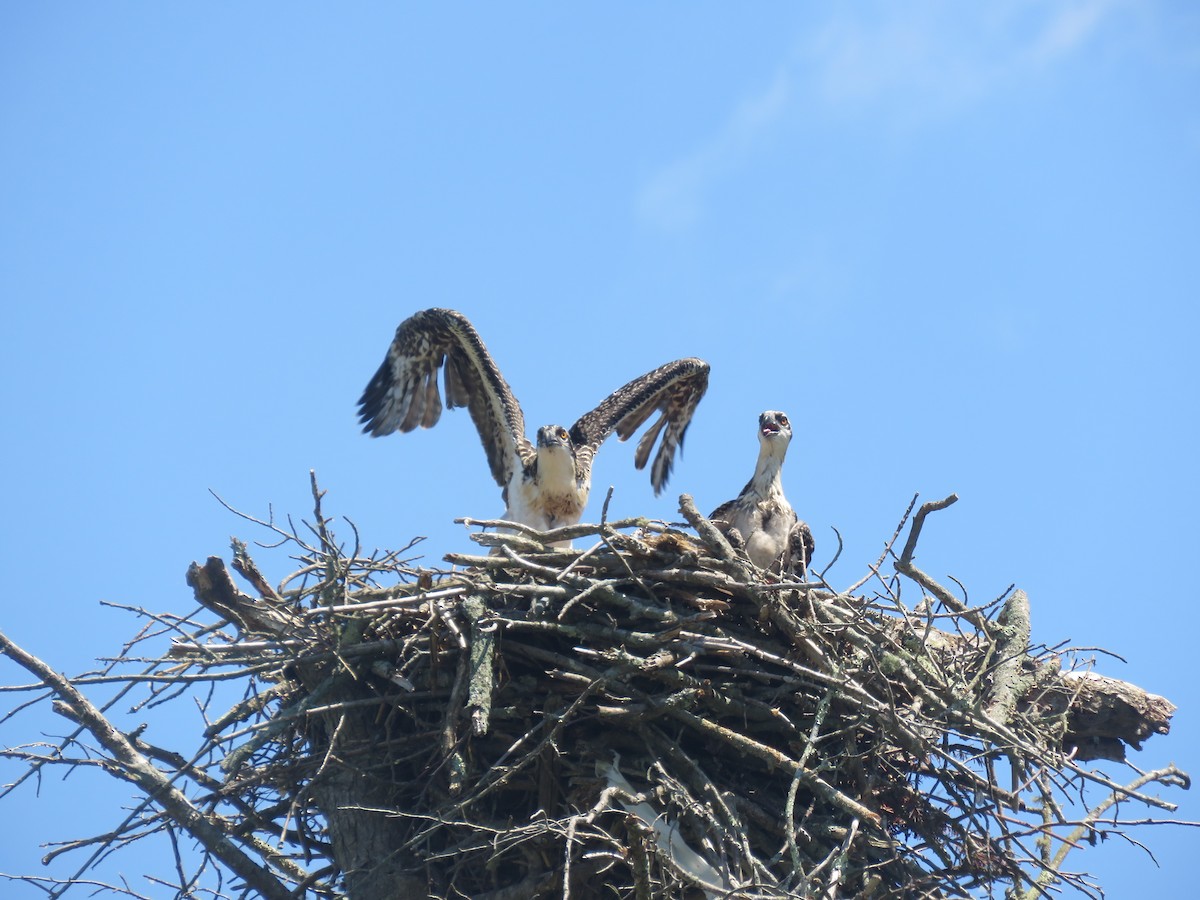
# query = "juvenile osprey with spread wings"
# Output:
<box><xmin>358</xmin><ymin>309</ymin><xmax>709</xmax><ymax>536</ymax></box>
<box><xmin>710</xmin><ymin>410</ymin><xmax>814</xmax><ymax>576</ymax></box>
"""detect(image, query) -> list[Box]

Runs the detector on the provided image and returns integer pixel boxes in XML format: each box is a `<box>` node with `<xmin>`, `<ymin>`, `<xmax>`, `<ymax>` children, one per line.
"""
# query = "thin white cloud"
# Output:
<box><xmin>636</xmin><ymin>70</ymin><xmax>789</xmax><ymax>232</ymax></box>
<box><xmin>808</xmin><ymin>0</ymin><xmax>1127</xmax><ymax>117</ymax></box>
<box><xmin>1027</xmin><ymin>0</ymin><xmax>1121</xmax><ymax>65</ymax></box>
<box><xmin>637</xmin><ymin>0</ymin><xmax>1133</xmax><ymax>232</ymax></box>
<box><xmin>809</xmin><ymin>8</ymin><xmax>992</xmax><ymax>112</ymax></box>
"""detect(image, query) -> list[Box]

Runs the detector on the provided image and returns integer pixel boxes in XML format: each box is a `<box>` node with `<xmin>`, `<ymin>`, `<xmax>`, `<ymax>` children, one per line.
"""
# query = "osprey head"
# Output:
<box><xmin>536</xmin><ymin>424</ymin><xmax>575</xmax><ymax>453</ymax></box>
<box><xmin>533</xmin><ymin>425</ymin><xmax>579</xmax><ymax>492</ymax></box>
<box><xmin>758</xmin><ymin>410</ymin><xmax>792</xmax><ymax>446</ymax></box>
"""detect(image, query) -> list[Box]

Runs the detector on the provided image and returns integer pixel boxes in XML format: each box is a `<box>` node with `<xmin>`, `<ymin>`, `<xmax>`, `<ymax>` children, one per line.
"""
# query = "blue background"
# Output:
<box><xmin>2</xmin><ymin>3</ymin><xmax>1196</xmax><ymax>896</ymax></box>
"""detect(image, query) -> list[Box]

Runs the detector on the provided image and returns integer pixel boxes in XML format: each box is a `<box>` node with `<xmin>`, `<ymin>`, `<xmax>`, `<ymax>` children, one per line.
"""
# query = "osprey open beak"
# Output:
<box><xmin>759</xmin><ymin>411</ymin><xmax>790</xmax><ymax>438</ymax></box>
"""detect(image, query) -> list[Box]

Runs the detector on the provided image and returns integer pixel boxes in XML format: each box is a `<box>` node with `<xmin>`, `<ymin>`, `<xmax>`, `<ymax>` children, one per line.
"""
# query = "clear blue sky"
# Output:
<box><xmin>2</xmin><ymin>3</ymin><xmax>1197</xmax><ymax>896</ymax></box>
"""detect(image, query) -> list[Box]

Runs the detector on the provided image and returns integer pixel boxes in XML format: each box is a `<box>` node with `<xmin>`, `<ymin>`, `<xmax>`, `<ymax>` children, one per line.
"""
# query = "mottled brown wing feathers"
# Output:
<box><xmin>569</xmin><ymin>357</ymin><xmax>709</xmax><ymax>496</ymax></box>
<box><xmin>708</xmin><ymin>497</ymin><xmax>737</xmax><ymax>527</ymax></box>
<box><xmin>357</xmin><ymin>309</ymin><xmax>532</xmax><ymax>488</ymax></box>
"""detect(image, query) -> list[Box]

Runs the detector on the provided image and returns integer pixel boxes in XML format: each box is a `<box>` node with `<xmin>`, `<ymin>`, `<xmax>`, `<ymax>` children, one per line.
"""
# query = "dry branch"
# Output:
<box><xmin>0</xmin><ymin>630</ymin><xmax>301</xmax><ymax>900</ymax></box>
<box><xmin>1</xmin><ymin>479</ymin><xmax>1191</xmax><ymax>900</ymax></box>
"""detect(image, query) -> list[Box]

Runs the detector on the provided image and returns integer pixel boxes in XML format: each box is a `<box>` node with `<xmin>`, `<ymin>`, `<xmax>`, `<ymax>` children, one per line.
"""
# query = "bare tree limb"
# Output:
<box><xmin>0</xmin><ymin>630</ymin><xmax>295</xmax><ymax>900</ymax></box>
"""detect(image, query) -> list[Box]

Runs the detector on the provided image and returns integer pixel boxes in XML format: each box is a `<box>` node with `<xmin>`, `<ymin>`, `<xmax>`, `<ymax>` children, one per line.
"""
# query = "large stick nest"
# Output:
<box><xmin>179</xmin><ymin>479</ymin><xmax>1183</xmax><ymax>899</ymax></box>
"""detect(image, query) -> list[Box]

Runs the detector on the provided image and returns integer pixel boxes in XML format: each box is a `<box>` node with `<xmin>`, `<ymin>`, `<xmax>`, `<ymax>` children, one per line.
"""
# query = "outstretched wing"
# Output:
<box><xmin>357</xmin><ymin>308</ymin><xmax>533</xmax><ymax>488</ymax></box>
<box><xmin>569</xmin><ymin>358</ymin><xmax>709</xmax><ymax>495</ymax></box>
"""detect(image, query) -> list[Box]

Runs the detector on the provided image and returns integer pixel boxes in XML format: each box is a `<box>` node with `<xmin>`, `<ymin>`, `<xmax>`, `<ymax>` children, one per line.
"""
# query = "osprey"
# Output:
<box><xmin>710</xmin><ymin>410</ymin><xmax>814</xmax><ymax>576</ymax></box>
<box><xmin>358</xmin><ymin>308</ymin><xmax>709</xmax><ymax>538</ymax></box>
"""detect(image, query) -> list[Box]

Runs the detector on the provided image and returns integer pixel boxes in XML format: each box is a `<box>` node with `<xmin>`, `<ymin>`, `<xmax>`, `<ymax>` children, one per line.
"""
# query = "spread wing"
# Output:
<box><xmin>569</xmin><ymin>358</ymin><xmax>709</xmax><ymax>495</ymax></box>
<box><xmin>356</xmin><ymin>308</ymin><xmax>533</xmax><ymax>488</ymax></box>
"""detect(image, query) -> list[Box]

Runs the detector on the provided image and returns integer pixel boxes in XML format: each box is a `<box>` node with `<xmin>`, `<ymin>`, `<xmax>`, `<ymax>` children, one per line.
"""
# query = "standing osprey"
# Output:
<box><xmin>710</xmin><ymin>410</ymin><xmax>814</xmax><ymax>576</ymax></box>
<box><xmin>357</xmin><ymin>308</ymin><xmax>709</xmax><ymax>536</ymax></box>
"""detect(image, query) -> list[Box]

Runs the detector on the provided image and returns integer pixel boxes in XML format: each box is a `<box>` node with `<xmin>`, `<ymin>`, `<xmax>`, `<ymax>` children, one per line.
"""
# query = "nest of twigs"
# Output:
<box><xmin>177</xmin><ymin>478</ymin><xmax>1184</xmax><ymax>900</ymax></box>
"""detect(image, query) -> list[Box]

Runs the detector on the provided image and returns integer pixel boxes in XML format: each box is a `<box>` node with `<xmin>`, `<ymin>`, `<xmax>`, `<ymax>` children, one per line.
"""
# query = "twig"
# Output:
<box><xmin>0</xmin><ymin>629</ymin><xmax>298</xmax><ymax>900</ymax></box>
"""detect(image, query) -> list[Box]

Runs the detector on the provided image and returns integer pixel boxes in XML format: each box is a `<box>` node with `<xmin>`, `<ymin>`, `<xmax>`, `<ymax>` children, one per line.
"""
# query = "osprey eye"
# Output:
<box><xmin>558</xmin><ymin>428</ymin><xmax>569</xmax><ymax>440</ymax></box>
<box><xmin>779</xmin><ymin>415</ymin><xmax>789</xmax><ymax>426</ymax></box>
